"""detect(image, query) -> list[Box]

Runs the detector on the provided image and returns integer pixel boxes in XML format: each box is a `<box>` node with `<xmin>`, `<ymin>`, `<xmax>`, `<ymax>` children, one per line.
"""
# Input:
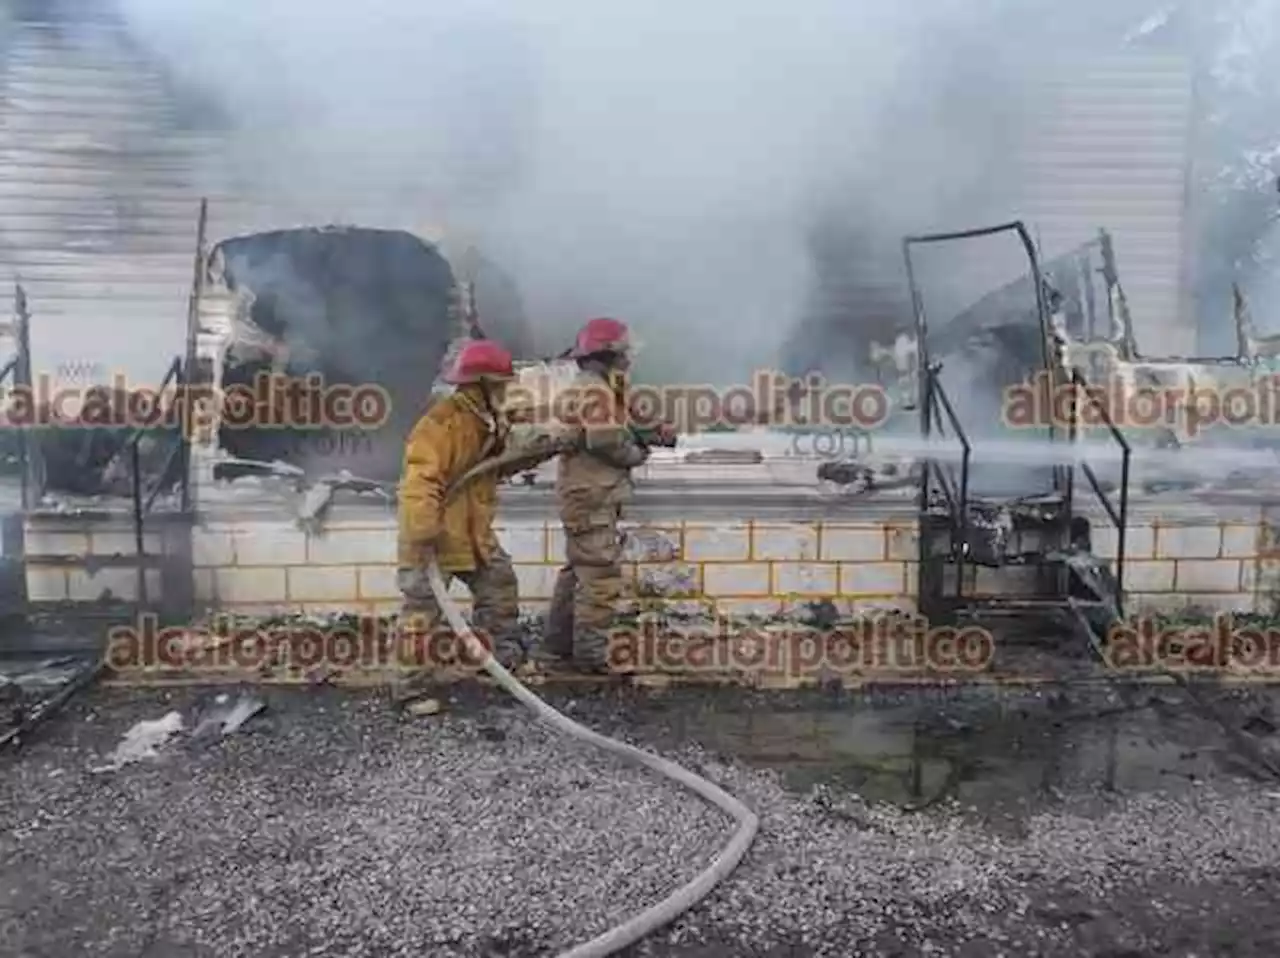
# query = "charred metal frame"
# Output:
<box><xmin>127</xmin><ymin>355</ymin><xmax>189</xmax><ymax>608</ymax></box>
<box><xmin>903</xmin><ymin>220</ymin><xmax>1132</xmax><ymax>621</ymax></box>
<box><xmin>903</xmin><ymin>220</ymin><xmax>1058</xmax><ymax>454</ymax></box>
<box><xmin>917</xmin><ymin>365</ymin><xmax>968</xmax><ymax>533</ymax></box>
<box><xmin>1065</xmin><ymin>367</ymin><xmax>1131</xmax><ymax>616</ymax></box>
<box><xmin>0</xmin><ymin>657</ymin><xmax>105</xmax><ymax>751</ymax></box>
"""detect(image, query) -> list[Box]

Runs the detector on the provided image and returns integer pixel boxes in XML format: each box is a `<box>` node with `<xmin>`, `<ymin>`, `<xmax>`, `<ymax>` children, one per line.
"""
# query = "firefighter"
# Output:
<box><xmin>541</xmin><ymin>317</ymin><xmax>674</xmax><ymax>673</ymax></box>
<box><xmin>396</xmin><ymin>338</ymin><xmax>525</xmax><ymax>691</ymax></box>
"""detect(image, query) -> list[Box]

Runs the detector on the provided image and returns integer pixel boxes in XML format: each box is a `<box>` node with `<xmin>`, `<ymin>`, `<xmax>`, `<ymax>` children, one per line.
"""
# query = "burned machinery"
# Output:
<box><xmin>897</xmin><ymin>221</ymin><xmax>1131</xmax><ymax>651</ymax></box>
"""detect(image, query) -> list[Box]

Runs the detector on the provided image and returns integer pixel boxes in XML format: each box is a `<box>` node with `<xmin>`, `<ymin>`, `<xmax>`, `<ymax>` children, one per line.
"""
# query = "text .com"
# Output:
<box><xmin>783</xmin><ymin>427</ymin><xmax>876</xmax><ymax>459</ymax></box>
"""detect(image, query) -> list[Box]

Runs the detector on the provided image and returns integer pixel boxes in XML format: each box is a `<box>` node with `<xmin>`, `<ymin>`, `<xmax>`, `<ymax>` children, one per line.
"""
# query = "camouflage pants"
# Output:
<box><xmin>545</xmin><ymin>505</ymin><xmax>624</xmax><ymax>667</ymax></box>
<box><xmin>397</xmin><ymin>547</ymin><xmax>523</xmax><ymax>671</ymax></box>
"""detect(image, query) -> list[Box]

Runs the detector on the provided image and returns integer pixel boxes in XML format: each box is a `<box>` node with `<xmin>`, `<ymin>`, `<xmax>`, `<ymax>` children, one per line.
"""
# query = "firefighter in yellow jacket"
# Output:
<box><xmin>396</xmin><ymin>338</ymin><xmax>525</xmax><ymax>683</ymax></box>
<box><xmin>542</xmin><ymin>317</ymin><xmax>673</xmax><ymax>673</ymax></box>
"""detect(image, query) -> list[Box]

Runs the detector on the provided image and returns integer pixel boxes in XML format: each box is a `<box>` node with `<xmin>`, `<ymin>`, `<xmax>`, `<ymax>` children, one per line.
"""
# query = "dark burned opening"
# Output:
<box><xmin>213</xmin><ymin>226</ymin><xmax>534</xmax><ymax>484</ymax></box>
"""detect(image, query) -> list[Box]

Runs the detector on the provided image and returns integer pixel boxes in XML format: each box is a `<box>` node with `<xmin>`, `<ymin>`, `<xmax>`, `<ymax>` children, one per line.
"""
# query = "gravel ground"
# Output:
<box><xmin>3</xmin><ymin>683</ymin><xmax>1280</xmax><ymax>957</ymax></box>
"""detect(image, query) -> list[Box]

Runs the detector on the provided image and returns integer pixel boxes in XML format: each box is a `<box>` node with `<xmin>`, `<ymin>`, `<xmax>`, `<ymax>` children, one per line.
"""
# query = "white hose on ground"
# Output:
<box><xmin>425</xmin><ymin>445</ymin><xmax>760</xmax><ymax>958</ymax></box>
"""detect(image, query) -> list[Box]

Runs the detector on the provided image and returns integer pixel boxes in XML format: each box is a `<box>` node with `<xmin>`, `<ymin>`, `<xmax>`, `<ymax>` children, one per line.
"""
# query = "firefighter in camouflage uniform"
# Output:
<box><xmin>541</xmin><ymin>317</ymin><xmax>675</xmax><ymax>673</ymax></box>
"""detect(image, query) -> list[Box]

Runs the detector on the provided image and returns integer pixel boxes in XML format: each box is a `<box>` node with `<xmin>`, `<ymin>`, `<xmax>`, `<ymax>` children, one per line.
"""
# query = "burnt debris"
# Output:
<box><xmin>212</xmin><ymin>227</ymin><xmax>542</xmax><ymax>484</ymax></box>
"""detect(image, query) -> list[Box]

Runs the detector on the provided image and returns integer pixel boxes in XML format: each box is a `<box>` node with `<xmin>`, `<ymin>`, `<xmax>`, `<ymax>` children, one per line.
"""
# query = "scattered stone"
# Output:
<box><xmin>407</xmin><ymin>697</ymin><xmax>443</xmax><ymax>717</ymax></box>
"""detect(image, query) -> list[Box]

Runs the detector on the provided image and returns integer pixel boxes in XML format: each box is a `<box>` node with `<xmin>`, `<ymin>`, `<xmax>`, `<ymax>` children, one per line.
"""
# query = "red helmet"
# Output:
<box><xmin>571</xmin><ymin>317</ymin><xmax>630</xmax><ymax>358</ymax></box>
<box><xmin>444</xmin><ymin>339</ymin><xmax>515</xmax><ymax>384</ymax></box>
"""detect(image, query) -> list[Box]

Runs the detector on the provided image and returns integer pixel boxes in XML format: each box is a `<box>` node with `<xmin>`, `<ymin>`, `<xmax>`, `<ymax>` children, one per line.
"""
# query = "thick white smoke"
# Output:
<box><xmin>112</xmin><ymin>0</ymin><xmax>1168</xmax><ymax>383</ymax></box>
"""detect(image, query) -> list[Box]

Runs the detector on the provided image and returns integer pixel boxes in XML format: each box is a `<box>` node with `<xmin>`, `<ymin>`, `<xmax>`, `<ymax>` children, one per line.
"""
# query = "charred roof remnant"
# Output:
<box><xmin>209</xmin><ymin>226</ymin><xmax>535</xmax><ymax>483</ymax></box>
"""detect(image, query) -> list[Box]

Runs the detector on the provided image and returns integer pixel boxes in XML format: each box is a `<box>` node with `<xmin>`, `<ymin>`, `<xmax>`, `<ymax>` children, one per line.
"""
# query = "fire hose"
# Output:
<box><xmin>427</xmin><ymin>447</ymin><xmax>760</xmax><ymax>958</ymax></box>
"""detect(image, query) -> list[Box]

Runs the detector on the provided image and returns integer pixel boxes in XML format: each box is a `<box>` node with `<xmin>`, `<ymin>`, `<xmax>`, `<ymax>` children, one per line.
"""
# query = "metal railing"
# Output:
<box><xmin>127</xmin><ymin>355</ymin><xmax>189</xmax><ymax>606</ymax></box>
<box><xmin>1066</xmin><ymin>367</ymin><xmax>1131</xmax><ymax>615</ymax></box>
<box><xmin>917</xmin><ymin>364</ymin><xmax>972</xmax><ymax>603</ymax></box>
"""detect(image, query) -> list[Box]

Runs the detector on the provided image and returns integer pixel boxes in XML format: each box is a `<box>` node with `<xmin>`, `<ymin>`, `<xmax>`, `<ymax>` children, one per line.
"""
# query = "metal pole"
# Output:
<box><xmin>14</xmin><ymin>284</ymin><xmax>35</xmax><ymax>510</ymax></box>
<box><xmin>1117</xmin><ymin>448</ymin><xmax>1130</xmax><ymax>618</ymax></box>
<box><xmin>180</xmin><ymin>198</ymin><xmax>208</xmax><ymax>515</ymax></box>
<box><xmin>132</xmin><ymin>440</ymin><xmax>147</xmax><ymax>607</ymax></box>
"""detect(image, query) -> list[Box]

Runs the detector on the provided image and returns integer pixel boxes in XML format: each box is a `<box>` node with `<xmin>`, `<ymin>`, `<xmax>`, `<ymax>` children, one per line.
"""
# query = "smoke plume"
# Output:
<box><xmin>111</xmin><ymin>0</ymin><xmax>1170</xmax><ymax>385</ymax></box>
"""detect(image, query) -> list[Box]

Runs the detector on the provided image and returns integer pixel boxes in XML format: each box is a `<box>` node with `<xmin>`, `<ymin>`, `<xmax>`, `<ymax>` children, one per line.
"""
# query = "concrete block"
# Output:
<box><xmin>1122</xmin><ymin>560</ymin><xmax>1175</xmax><ymax>593</ymax></box>
<box><xmin>1254</xmin><ymin>558</ymin><xmax>1280</xmax><ymax>614</ymax></box>
<box><xmin>192</xmin><ymin>529</ymin><xmax>236</xmax><ymax>567</ymax></box>
<box><xmin>23</xmin><ymin>530</ymin><xmax>90</xmax><ymax>557</ymax></box>
<box><xmin>839</xmin><ymin>563</ymin><xmax>906</xmax><ymax>596</ymax></box>
<box><xmin>297</xmin><ymin>602</ymin><xmax>372</xmax><ymax>618</ymax></box>
<box><xmin>683</xmin><ymin>523</ymin><xmax>750</xmax><ymax>561</ymax></box>
<box><xmin>622</xmin><ymin>525</ymin><xmax>682</xmax><ymax>562</ymax></box>
<box><xmin>209</xmin><ymin>568</ymin><xmax>288</xmax><ymax>603</ymax></box>
<box><xmin>194</xmin><ymin>569</ymin><xmax>215</xmax><ymax>602</ymax></box>
<box><xmin>1156</xmin><ymin>524</ymin><xmax>1222</xmax><ymax>560</ymax></box>
<box><xmin>515</xmin><ymin>564</ymin><xmax>558</xmax><ymax>600</ymax></box>
<box><xmin>1090</xmin><ymin>523</ymin><xmax>1155</xmax><ymax>561</ymax></box>
<box><xmin>702</xmin><ymin>563</ymin><xmax>771</xmax><ymax>596</ymax></box>
<box><xmin>233</xmin><ymin>525</ymin><xmax>308</xmax><ymax>566</ymax></box>
<box><xmin>68</xmin><ymin>568</ymin><xmax>160</xmax><ymax>602</ymax></box>
<box><xmin>1174</xmin><ymin>560</ymin><xmax>1243</xmax><ymax>593</ymax></box>
<box><xmin>24</xmin><ymin>517</ymin><xmax>94</xmax><ymax>540</ymax></box>
<box><xmin>358</xmin><ymin>566</ymin><xmax>400</xmax><ymax>601</ymax></box>
<box><xmin>194</xmin><ymin>602</ymin><xmax>280</xmax><ymax>619</ymax></box>
<box><xmin>89</xmin><ymin>531</ymin><xmax>162</xmax><ymax>557</ymax></box>
<box><xmin>752</xmin><ymin>523</ymin><xmax>819</xmax><ymax>560</ymax></box>
<box><xmin>772</xmin><ymin>562</ymin><xmax>839</xmax><ymax>596</ymax></box>
<box><xmin>903</xmin><ymin>563</ymin><xmax>919</xmax><ymax>597</ymax></box>
<box><xmin>1183</xmin><ymin>593</ymin><xmax>1256</xmax><ymax>616</ymax></box>
<box><xmin>26</xmin><ymin>568</ymin><xmax>68</xmax><ymax>601</ymax></box>
<box><xmin>1222</xmin><ymin>524</ymin><xmax>1259</xmax><ymax>559</ymax></box>
<box><xmin>1127</xmin><ymin>593</ymin><xmax>1191</xmax><ymax>616</ymax></box>
<box><xmin>839</xmin><ymin>597</ymin><xmax>918</xmax><ymax>617</ymax></box>
<box><xmin>885</xmin><ymin>523</ymin><xmax>919</xmax><ymax>562</ymax></box>
<box><xmin>498</xmin><ymin>523</ymin><xmax>547</xmax><ymax>563</ymax></box>
<box><xmin>288</xmin><ymin>566</ymin><xmax>359</xmax><ymax>602</ymax></box>
<box><xmin>819</xmin><ymin>523</ymin><xmax>885</xmax><ymax>561</ymax></box>
<box><xmin>306</xmin><ymin>527</ymin><xmax>396</xmax><ymax>566</ymax></box>
<box><xmin>714</xmin><ymin>598</ymin><xmax>783</xmax><ymax>618</ymax></box>
<box><xmin>635</xmin><ymin>562</ymin><xmax>699</xmax><ymax>597</ymax></box>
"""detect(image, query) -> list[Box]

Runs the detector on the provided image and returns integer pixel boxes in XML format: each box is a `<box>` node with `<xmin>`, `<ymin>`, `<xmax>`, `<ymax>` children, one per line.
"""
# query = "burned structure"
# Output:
<box><xmin>13</xmin><ymin>227</ymin><xmax>544</xmax><ymax>498</ymax></box>
<box><xmin>208</xmin><ymin>227</ymin><xmax>458</xmax><ymax>482</ymax></box>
